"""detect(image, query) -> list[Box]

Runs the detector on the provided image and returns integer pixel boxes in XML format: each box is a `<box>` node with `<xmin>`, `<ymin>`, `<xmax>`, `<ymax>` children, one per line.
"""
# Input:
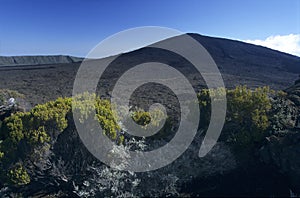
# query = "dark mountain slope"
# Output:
<box><xmin>187</xmin><ymin>34</ymin><xmax>300</xmax><ymax>88</ymax></box>
<box><xmin>0</xmin><ymin>33</ymin><xmax>299</xmax><ymax>105</ymax></box>
<box><xmin>189</xmin><ymin>33</ymin><xmax>300</xmax><ymax>73</ymax></box>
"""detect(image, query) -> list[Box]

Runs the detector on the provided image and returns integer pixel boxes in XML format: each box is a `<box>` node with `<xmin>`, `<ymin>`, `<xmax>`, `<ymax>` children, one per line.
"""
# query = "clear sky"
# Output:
<box><xmin>0</xmin><ymin>0</ymin><xmax>299</xmax><ymax>57</ymax></box>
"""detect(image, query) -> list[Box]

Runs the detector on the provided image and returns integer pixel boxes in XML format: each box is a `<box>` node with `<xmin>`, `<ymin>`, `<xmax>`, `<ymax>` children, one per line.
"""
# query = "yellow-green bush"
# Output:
<box><xmin>194</xmin><ymin>86</ymin><xmax>273</xmax><ymax>147</ymax></box>
<box><xmin>4</xmin><ymin>113</ymin><xmax>25</xmax><ymax>144</ymax></box>
<box><xmin>227</xmin><ymin>86</ymin><xmax>272</xmax><ymax>129</ymax></box>
<box><xmin>0</xmin><ymin>94</ymin><xmax>125</xmax><ymax>185</ymax></box>
<box><xmin>8</xmin><ymin>163</ymin><xmax>30</xmax><ymax>185</ymax></box>
<box><xmin>72</xmin><ymin>93</ymin><xmax>167</xmax><ymax>139</ymax></box>
<box><xmin>31</xmin><ymin>97</ymin><xmax>72</xmax><ymax>132</ymax></box>
<box><xmin>1</xmin><ymin>97</ymin><xmax>71</xmax><ymax>150</ymax></box>
<box><xmin>193</xmin><ymin>87</ymin><xmax>226</xmax><ymax>127</ymax></box>
<box><xmin>72</xmin><ymin>92</ymin><xmax>121</xmax><ymax>140</ymax></box>
<box><xmin>131</xmin><ymin>108</ymin><xmax>166</xmax><ymax>128</ymax></box>
<box><xmin>132</xmin><ymin>110</ymin><xmax>152</xmax><ymax>126</ymax></box>
<box><xmin>129</xmin><ymin>108</ymin><xmax>171</xmax><ymax>140</ymax></box>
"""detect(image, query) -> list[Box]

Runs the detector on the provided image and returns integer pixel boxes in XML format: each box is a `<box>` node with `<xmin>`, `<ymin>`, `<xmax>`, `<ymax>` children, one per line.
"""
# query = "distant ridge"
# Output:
<box><xmin>0</xmin><ymin>55</ymin><xmax>83</xmax><ymax>66</ymax></box>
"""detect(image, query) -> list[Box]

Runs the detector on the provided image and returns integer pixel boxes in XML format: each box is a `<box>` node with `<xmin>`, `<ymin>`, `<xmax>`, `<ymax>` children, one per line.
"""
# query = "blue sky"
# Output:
<box><xmin>0</xmin><ymin>0</ymin><xmax>299</xmax><ymax>57</ymax></box>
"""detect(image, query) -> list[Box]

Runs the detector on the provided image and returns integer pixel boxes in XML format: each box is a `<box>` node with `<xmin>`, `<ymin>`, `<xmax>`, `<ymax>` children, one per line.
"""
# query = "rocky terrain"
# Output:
<box><xmin>0</xmin><ymin>34</ymin><xmax>299</xmax><ymax>106</ymax></box>
<box><xmin>0</xmin><ymin>34</ymin><xmax>300</xmax><ymax>197</ymax></box>
<box><xmin>0</xmin><ymin>78</ymin><xmax>299</xmax><ymax>197</ymax></box>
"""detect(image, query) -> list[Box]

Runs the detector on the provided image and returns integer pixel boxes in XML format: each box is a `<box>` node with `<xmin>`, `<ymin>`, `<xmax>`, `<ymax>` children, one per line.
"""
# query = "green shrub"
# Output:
<box><xmin>228</xmin><ymin>86</ymin><xmax>271</xmax><ymax>125</ymax></box>
<box><xmin>8</xmin><ymin>163</ymin><xmax>30</xmax><ymax>185</ymax></box>
<box><xmin>4</xmin><ymin>113</ymin><xmax>25</xmax><ymax>144</ymax></box>
<box><xmin>0</xmin><ymin>97</ymin><xmax>74</xmax><ymax>185</ymax></box>
<box><xmin>72</xmin><ymin>92</ymin><xmax>121</xmax><ymax>140</ymax></box>
<box><xmin>132</xmin><ymin>110</ymin><xmax>152</xmax><ymax>126</ymax></box>
<box><xmin>193</xmin><ymin>86</ymin><xmax>273</xmax><ymax>148</ymax></box>
<box><xmin>0</xmin><ymin>93</ymin><xmax>128</xmax><ymax>185</ymax></box>
<box><xmin>131</xmin><ymin>107</ymin><xmax>166</xmax><ymax>127</ymax></box>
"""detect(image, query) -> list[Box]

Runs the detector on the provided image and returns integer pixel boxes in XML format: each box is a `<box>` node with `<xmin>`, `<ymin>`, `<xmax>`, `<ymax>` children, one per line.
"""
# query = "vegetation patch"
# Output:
<box><xmin>0</xmin><ymin>86</ymin><xmax>290</xmax><ymax>186</ymax></box>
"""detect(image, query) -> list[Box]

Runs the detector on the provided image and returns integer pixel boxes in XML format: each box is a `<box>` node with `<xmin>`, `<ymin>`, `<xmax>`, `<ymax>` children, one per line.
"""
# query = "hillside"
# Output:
<box><xmin>189</xmin><ymin>34</ymin><xmax>300</xmax><ymax>87</ymax></box>
<box><xmin>0</xmin><ymin>33</ymin><xmax>299</xmax><ymax>106</ymax></box>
